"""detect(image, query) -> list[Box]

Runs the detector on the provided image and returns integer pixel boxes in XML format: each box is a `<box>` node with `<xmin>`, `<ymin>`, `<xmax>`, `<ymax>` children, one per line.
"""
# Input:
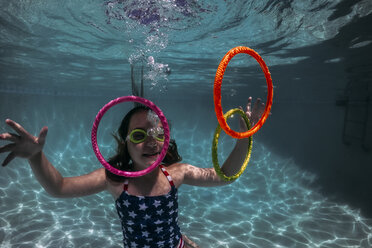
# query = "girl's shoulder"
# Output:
<box><xmin>163</xmin><ymin>163</ymin><xmax>191</xmax><ymax>187</ymax></box>
<box><xmin>164</xmin><ymin>162</ymin><xmax>189</xmax><ymax>172</ymax></box>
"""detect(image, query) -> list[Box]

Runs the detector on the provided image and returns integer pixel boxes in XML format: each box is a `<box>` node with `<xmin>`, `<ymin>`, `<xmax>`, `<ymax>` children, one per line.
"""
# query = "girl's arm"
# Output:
<box><xmin>180</xmin><ymin>97</ymin><xmax>265</xmax><ymax>187</ymax></box>
<box><xmin>180</xmin><ymin>139</ymin><xmax>250</xmax><ymax>187</ymax></box>
<box><xmin>1</xmin><ymin>119</ymin><xmax>107</xmax><ymax>198</ymax></box>
<box><xmin>29</xmin><ymin>151</ymin><xmax>107</xmax><ymax>198</ymax></box>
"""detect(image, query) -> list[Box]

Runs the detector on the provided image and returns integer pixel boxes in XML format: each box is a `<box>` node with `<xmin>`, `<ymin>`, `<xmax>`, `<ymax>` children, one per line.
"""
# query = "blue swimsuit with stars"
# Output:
<box><xmin>115</xmin><ymin>165</ymin><xmax>184</xmax><ymax>248</ymax></box>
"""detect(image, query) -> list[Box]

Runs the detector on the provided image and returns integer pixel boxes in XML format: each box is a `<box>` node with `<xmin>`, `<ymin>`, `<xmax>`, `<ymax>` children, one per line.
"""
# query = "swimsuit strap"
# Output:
<box><xmin>159</xmin><ymin>165</ymin><xmax>175</xmax><ymax>187</ymax></box>
<box><xmin>123</xmin><ymin>165</ymin><xmax>174</xmax><ymax>191</ymax></box>
<box><xmin>178</xmin><ymin>236</ymin><xmax>185</xmax><ymax>248</ymax></box>
<box><xmin>123</xmin><ymin>179</ymin><xmax>129</xmax><ymax>191</ymax></box>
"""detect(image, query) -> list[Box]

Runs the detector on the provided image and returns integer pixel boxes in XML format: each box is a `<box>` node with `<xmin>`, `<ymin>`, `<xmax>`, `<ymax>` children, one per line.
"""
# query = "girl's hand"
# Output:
<box><xmin>0</xmin><ymin>119</ymin><xmax>48</xmax><ymax>166</ymax></box>
<box><xmin>240</xmin><ymin>97</ymin><xmax>265</xmax><ymax>131</ymax></box>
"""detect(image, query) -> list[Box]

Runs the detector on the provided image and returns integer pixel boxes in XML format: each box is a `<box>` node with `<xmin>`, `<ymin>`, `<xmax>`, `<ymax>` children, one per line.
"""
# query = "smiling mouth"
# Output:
<box><xmin>143</xmin><ymin>152</ymin><xmax>160</xmax><ymax>158</ymax></box>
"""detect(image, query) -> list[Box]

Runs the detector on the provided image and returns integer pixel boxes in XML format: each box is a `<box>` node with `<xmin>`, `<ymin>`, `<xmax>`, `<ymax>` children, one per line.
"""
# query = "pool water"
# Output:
<box><xmin>1</xmin><ymin>0</ymin><xmax>372</xmax><ymax>247</ymax></box>
<box><xmin>0</xmin><ymin>95</ymin><xmax>371</xmax><ymax>247</ymax></box>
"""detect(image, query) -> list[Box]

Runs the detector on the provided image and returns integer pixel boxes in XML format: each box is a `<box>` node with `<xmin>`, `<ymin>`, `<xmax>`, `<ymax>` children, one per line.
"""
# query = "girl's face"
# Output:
<box><xmin>126</xmin><ymin>110</ymin><xmax>164</xmax><ymax>170</ymax></box>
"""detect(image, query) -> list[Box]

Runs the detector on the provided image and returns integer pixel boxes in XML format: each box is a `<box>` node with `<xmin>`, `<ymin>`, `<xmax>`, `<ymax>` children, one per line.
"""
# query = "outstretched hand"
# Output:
<box><xmin>240</xmin><ymin>97</ymin><xmax>265</xmax><ymax>131</ymax></box>
<box><xmin>0</xmin><ymin>119</ymin><xmax>48</xmax><ymax>166</ymax></box>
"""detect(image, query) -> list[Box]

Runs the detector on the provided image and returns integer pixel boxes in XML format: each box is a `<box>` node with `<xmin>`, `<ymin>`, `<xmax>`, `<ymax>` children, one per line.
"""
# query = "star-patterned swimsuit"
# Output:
<box><xmin>115</xmin><ymin>165</ymin><xmax>184</xmax><ymax>248</ymax></box>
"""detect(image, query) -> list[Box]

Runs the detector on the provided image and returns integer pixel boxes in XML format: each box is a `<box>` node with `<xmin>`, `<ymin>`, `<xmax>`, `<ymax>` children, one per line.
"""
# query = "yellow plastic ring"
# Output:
<box><xmin>212</xmin><ymin>108</ymin><xmax>253</xmax><ymax>181</ymax></box>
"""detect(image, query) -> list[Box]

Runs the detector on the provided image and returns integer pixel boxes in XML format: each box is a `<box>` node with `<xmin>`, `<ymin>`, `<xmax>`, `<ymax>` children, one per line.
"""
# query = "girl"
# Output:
<box><xmin>0</xmin><ymin>97</ymin><xmax>264</xmax><ymax>248</ymax></box>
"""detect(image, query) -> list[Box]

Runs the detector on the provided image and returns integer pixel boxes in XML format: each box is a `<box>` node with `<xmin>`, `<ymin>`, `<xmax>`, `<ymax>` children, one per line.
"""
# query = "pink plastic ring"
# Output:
<box><xmin>91</xmin><ymin>96</ymin><xmax>170</xmax><ymax>177</ymax></box>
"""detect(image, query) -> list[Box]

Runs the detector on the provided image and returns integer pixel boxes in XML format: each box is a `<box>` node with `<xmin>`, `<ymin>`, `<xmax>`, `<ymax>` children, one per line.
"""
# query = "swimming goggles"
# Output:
<box><xmin>126</xmin><ymin>127</ymin><xmax>165</xmax><ymax>144</ymax></box>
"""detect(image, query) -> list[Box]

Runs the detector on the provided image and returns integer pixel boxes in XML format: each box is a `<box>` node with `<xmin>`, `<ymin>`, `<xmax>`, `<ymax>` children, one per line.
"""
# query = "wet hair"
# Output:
<box><xmin>106</xmin><ymin>105</ymin><xmax>182</xmax><ymax>182</ymax></box>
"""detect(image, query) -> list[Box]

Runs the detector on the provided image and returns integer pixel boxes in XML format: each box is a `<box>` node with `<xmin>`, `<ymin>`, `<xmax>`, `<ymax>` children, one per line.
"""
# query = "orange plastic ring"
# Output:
<box><xmin>214</xmin><ymin>46</ymin><xmax>273</xmax><ymax>138</ymax></box>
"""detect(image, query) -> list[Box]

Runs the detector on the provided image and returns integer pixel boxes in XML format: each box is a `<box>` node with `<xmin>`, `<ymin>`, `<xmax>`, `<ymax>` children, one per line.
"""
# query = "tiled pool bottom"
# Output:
<box><xmin>0</xmin><ymin>123</ymin><xmax>371</xmax><ymax>247</ymax></box>
<box><xmin>179</xmin><ymin>146</ymin><xmax>372</xmax><ymax>247</ymax></box>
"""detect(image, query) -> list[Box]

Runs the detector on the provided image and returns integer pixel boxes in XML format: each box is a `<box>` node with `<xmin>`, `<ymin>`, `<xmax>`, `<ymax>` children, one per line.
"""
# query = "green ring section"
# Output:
<box><xmin>212</xmin><ymin>108</ymin><xmax>253</xmax><ymax>181</ymax></box>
